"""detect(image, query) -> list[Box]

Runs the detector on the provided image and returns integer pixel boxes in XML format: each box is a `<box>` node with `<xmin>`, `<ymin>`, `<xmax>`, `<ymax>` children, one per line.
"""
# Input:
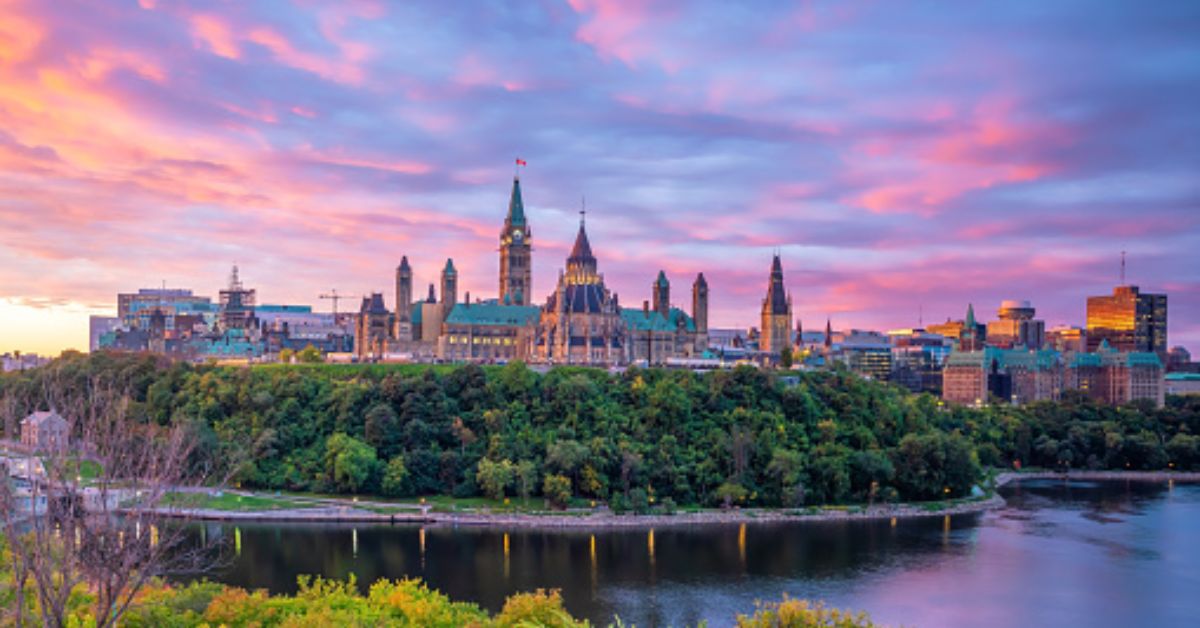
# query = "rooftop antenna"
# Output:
<box><xmin>580</xmin><ymin>195</ymin><xmax>586</xmax><ymax>227</ymax></box>
<box><xmin>919</xmin><ymin>303</ymin><xmax>923</xmax><ymax>328</ymax></box>
<box><xmin>1120</xmin><ymin>251</ymin><xmax>1126</xmax><ymax>285</ymax></box>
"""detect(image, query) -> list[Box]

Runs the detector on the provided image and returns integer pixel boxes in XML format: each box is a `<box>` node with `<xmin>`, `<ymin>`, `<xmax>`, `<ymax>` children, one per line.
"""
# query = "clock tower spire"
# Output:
<box><xmin>499</xmin><ymin>176</ymin><xmax>532</xmax><ymax>305</ymax></box>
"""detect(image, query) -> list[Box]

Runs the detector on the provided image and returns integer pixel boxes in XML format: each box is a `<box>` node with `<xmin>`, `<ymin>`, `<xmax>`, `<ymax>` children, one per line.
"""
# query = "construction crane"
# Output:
<box><xmin>319</xmin><ymin>290</ymin><xmax>360</xmax><ymax>317</ymax></box>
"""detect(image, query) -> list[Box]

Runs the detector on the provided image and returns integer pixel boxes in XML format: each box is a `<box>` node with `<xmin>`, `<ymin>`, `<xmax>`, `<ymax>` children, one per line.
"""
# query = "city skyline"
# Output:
<box><xmin>2</xmin><ymin>1</ymin><xmax>1198</xmax><ymax>356</ymax></box>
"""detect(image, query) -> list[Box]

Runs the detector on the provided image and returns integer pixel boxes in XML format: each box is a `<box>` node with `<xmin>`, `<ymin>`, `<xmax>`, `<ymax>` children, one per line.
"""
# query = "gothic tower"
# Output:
<box><xmin>565</xmin><ymin>215</ymin><xmax>598</xmax><ymax>285</ymax></box>
<box><xmin>653</xmin><ymin>271</ymin><xmax>670</xmax><ymax>317</ymax></box>
<box><xmin>692</xmin><ymin>273</ymin><xmax>708</xmax><ymax>334</ymax></box>
<box><xmin>441</xmin><ymin>259</ymin><xmax>458</xmax><ymax>309</ymax></box>
<box><xmin>499</xmin><ymin>177</ymin><xmax>532</xmax><ymax>305</ymax></box>
<box><xmin>760</xmin><ymin>254</ymin><xmax>793</xmax><ymax>356</ymax></box>
<box><xmin>395</xmin><ymin>256</ymin><xmax>412</xmax><ymax>338</ymax></box>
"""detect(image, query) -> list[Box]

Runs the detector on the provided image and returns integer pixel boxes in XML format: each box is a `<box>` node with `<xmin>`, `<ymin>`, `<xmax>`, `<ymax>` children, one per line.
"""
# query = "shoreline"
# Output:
<box><xmin>147</xmin><ymin>470</ymin><xmax>1200</xmax><ymax>529</ymax></box>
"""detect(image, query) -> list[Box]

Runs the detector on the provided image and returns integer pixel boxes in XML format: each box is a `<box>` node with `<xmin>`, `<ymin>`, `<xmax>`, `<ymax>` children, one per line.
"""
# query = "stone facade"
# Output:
<box><xmin>21</xmin><ymin>411</ymin><xmax>68</xmax><ymax>452</ymax></box>
<box><xmin>760</xmin><ymin>255</ymin><xmax>792</xmax><ymax>358</ymax></box>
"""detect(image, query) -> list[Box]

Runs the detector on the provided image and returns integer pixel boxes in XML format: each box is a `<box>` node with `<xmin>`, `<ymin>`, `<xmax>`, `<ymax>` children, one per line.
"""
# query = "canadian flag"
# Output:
<box><xmin>515</xmin><ymin>158</ymin><xmax>527</xmax><ymax>166</ymax></box>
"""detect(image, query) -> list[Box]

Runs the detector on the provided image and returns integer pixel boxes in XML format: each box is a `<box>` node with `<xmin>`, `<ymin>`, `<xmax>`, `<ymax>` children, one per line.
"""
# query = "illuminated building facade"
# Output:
<box><xmin>1086</xmin><ymin>285</ymin><xmax>1167</xmax><ymax>356</ymax></box>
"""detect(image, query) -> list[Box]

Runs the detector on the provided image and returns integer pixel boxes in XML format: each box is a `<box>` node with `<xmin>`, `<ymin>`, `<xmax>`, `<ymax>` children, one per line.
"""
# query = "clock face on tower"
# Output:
<box><xmin>513</xmin><ymin>229</ymin><xmax>523</xmax><ymax>242</ymax></box>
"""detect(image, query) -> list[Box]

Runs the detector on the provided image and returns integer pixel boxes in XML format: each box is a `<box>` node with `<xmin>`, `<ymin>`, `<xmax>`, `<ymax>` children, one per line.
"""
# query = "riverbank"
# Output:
<box><xmin>145</xmin><ymin>470</ymin><xmax>1200</xmax><ymax>528</ymax></box>
<box><xmin>995</xmin><ymin>469</ymin><xmax>1200</xmax><ymax>486</ymax></box>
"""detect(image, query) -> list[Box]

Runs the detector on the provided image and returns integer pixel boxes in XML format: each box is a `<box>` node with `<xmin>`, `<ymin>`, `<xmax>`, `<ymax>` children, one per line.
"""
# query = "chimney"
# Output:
<box><xmin>643</xmin><ymin>300</ymin><xmax>650</xmax><ymax>315</ymax></box>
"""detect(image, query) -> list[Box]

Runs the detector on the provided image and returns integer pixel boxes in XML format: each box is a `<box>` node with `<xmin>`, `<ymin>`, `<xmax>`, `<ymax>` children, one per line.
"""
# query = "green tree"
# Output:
<box><xmin>381</xmin><ymin>455</ymin><xmax>409</xmax><ymax>497</ymax></box>
<box><xmin>713</xmin><ymin>482</ymin><xmax>748</xmax><ymax>509</ymax></box>
<box><xmin>543</xmin><ymin>474</ymin><xmax>572</xmax><ymax>509</ymax></box>
<box><xmin>780</xmin><ymin>346</ymin><xmax>794</xmax><ymax>369</ymax></box>
<box><xmin>297</xmin><ymin>345</ymin><xmax>324</xmax><ymax>363</ymax></box>
<box><xmin>476</xmin><ymin>458</ymin><xmax>516</xmax><ymax>500</ymax></box>
<box><xmin>515</xmin><ymin>460</ymin><xmax>539</xmax><ymax>500</ymax></box>
<box><xmin>324</xmin><ymin>433</ymin><xmax>379</xmax><ymax>493</ymax></box>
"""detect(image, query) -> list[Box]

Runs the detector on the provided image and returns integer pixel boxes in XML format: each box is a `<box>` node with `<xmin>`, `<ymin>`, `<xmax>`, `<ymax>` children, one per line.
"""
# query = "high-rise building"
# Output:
<box><xmin>1086</xmin><ymin>285</ymin><xmax>1167</xmax><ymax>355</ymax></box>
<box><xmin>759</xmin><ymin>255</ymin><xmax>792</xmax><ymax>357</ymax></box>
<box><xmin>1046</xmin><ymin>325</ymin><xmax>1087</xmax><ymax>353</ymax></box>
<box><xmin>498</xmin><ymin>177</ymin><xmax>532</xmax><ymax>306</ymax></box>
<box><xmin>986</xmin><ymin>300</ymin><xmax>1045</xmax><ymax>349</ymax></box>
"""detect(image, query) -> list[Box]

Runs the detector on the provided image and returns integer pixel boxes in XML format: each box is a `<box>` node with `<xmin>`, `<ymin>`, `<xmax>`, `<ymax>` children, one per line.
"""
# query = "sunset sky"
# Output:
<box><xmin>1</xmin><ymin>0</ymin><xmax>1197</xmax><ymax>356</ymax></box>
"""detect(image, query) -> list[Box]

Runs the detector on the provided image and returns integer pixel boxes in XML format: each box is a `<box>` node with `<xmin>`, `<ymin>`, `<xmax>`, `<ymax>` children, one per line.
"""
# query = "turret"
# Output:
<box><xmin>395</xmin><ymin>256</ymin><xmax>412</xmax><ymax>324</ymax></box>
<box><xmin>441</xmin><ymin>258</ymin><xmax>457</xmax><ymax>309</ymax></box>
<box><xmin>692</xmin><ymin>273</ymin><xmax>708</xmax><ymax>334</ymax></box>
<box><xmin>653</xmin><ymin>271</ymin><xmax>670</xmax><ymax>317</ymax></box>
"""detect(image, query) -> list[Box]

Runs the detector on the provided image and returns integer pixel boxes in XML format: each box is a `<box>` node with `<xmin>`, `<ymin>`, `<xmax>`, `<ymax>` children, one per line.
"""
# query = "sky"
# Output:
<box><xmin>0</xmin><ymin>0</ymin><xmax>1197</xmax><ymax>356</ymax></box>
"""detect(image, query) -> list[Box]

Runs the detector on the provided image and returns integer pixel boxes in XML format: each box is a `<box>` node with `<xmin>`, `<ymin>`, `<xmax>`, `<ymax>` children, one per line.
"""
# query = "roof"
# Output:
<box><xmin>398</xmin><ymin>256</ymin><xmax>410</xmax><ymax>271</ymax></box>
<box><xmin>360</xmin><ymin>293</ymin><xmax>389</xmax><ymax>315</ymax></box>
<box><xmin>568</xmin><ymin>222</ymin><xmax>595</xmax><ymax>265</ymax></box>
<box><xmin>546</xmin><ymin>283</ymin><xmax>609</xmax><ymax>314</ymax></box>
<box><xmin>763</xmin><ymin>255</ymin><xmax>789</xmax><ymax>315</ymax></box>
<box><xmin>622</xmin><ymin>307</ymin><xmax>696</xmax><ymax>332</ymax></box>
<box><xmin>655</xmin><ymin>270</ymin><xmax>669</xmax><ymax>287</ymax></box>
<box><xmin>506</xmin><ymin>178</ymin><xmax>526</xmax><ymax>228</ymax></box>
<box><xmin>443</xmin><ymin>258</ymin><xmax>456</xmax><ymax>274</ymax></box>
<box><xmin>945</xmin><ymin>347</ymin><xmax>1060</xmax><ymax>370</ymax></box>
<box><xmin>445</xmin><ymin>303</ymin><xmax>540</xmax><ymax>327</ymax></box>
<box><xmin>22</xmin><ymin>411</ymin><xmax>67</xmax><ymax>428</ymax></box>
<box><xmin>1166</xmin><ymin>372</ymin><xmax>1200</xmax><ymax>381</ymax></box>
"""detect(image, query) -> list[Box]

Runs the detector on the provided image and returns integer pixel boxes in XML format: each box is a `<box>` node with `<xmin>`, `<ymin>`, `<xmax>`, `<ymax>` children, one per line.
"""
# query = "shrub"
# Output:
<box><xmin>543</xmin><ymin>474</ymin><xmax>572</xmax><ymax>510</ymax></box>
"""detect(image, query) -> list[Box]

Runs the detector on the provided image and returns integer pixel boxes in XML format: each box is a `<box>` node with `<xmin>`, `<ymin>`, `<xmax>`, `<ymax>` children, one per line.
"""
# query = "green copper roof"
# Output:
<box><xmin>621</xmin><ymin>307</ymin><xmax>695</xmax><ymax>332</ymax></box>
<box><xmin>945</xmin><ymin>347</ymin><xmax>1060</xmax><ymax>370</ymax></box>
<box><xmin>656</xmin><ymin>270</ymin><xmax>669</xmax><ymax>287</ymax></box>
<box><xmin>507</xmin><ymin>178</ymin><xmax>526</xmax><ymax>228</ymax></box>
<box><xmin>444</xmin><ymin>258</ymin><xmax>456</xmax><ymax>274</ymax></box>
<box><xmin>444</xmin><ymin>303</ymin><xmax>540</xmax><ymax>327</ymax></box>
<box><xmin>965</xmin><ymin>303</ymin><xmax>977</xmax><ymax>328</ymax></box>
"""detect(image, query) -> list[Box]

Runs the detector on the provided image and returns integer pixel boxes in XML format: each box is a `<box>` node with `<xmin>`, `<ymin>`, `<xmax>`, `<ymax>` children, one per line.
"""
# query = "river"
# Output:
<box><xmin>184</xmin><ymin>480</ymin><xmax>1200</xmax><ymax>627</ymax></box>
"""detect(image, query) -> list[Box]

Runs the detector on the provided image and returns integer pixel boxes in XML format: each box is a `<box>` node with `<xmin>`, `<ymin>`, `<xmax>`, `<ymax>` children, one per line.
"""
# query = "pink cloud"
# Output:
<box><xmin>568</xmin><ymin>0</ymin><xmax>681</xmax><ymax>70</ymax></box>
<box><xmin>845</xmin><ymin>96</ymin><xmax>1070</xmax><ymax>215</ymax></box>
<box><xmin>189</xmin><ymin>14</ymin><xmax>240</xmax><ymax>59</ymax></box>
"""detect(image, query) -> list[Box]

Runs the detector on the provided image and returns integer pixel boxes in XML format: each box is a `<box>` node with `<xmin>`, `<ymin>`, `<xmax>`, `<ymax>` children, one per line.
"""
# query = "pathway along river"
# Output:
<box><xmin>181</xmin><ymin>480</ymin><xmax>1200</xmax><ymax>627</ymax></box>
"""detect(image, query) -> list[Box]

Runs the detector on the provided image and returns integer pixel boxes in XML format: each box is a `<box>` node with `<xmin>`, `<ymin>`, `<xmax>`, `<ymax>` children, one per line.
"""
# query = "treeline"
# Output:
<box><xmin>2</xmin><ymin>352</ymin><xmax>1198</xmax><ymax>509</ymax></box>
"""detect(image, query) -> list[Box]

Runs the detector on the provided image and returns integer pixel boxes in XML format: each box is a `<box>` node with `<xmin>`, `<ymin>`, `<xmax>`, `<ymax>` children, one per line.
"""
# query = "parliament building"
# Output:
<box><xmin>356</xmin><ymin>177</ymin><xmax>709</xmax><ymax>365</ymax></box>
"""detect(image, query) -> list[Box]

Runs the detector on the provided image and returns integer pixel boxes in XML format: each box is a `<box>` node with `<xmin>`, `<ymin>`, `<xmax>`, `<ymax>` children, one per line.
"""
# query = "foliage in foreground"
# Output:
<box><xmin>2</xmin><ymin>568</ymin><xmax>877</xmax><ymax>627</ymax></box>
<box><xmin>3</xmin><ymin>353</ymin><xmax>1198</xmax><ymax>511</ymax></box>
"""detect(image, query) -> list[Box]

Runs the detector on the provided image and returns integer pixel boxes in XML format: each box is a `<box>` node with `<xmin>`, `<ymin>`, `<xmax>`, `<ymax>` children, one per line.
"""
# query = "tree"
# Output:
<box><xmin>324</xmin><ymin>433</ymin><xmax>379</xmax><ymax>493</ymax></box>
<box><xmin>780</xmin><ymin>346</ymin><xmax>794</xmax><ymax>369</ymax></box>
<box><xmin>363</xmin><ymin>403</ymin><xmax>400</xmax><ymax>458</ymax></box>
<box><xmin>0</xmin><ymin>371</ymin><xmax>229</xmax><ymax>628</ymax></box>
<box><xmin>515</xmin><ymin>460</ymin><xmax>539</xmax><ymax>500</ymax></box>
<box><xmin>278</xmin><ymin>348</ymin><xmax>296</xmax><ymax>363</ymax></box>
<box><xmin>476</xmin><ymin>458</ymin><xmax>516</xmax><ymax>500</ymax></box>
<box><xmin>381</xmin><ymin>456</ymin><xmax>409</xmax><ymax>497</ymax></box>
<box><xmin>543</xmin><ymin>474</ymin><xmax>572</xmax><ymax>510</ymax></box>
<box><xmin>297</xmin><ymin>345</ymin><xmax>323</xmax><ymax>363</ymax></box>
<box><xmin>714</xmin><ymin>482</ymin><xmax>748</xmax><ymax>509</ymax></box>
<box><xmin>767</xmin><ymin>448</ymin><xmax>807</xmax><ymax>507</ymax></box>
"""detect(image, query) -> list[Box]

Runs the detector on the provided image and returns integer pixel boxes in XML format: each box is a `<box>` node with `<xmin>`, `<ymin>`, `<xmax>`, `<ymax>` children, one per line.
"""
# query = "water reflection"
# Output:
<box><xmin>178</xmin><ymin>481</ymin><xmax>1200</xmax><ymax>627</ymax></box>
